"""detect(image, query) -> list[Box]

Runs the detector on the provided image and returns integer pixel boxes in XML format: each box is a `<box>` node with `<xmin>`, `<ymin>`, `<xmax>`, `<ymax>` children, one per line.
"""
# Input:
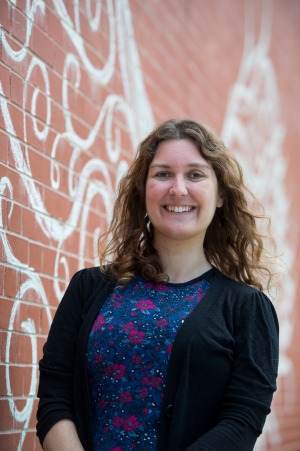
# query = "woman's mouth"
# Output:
<box><xmin>164</xmin><ymin>205</ymin><xmax>195</xmax><ymax>213</ymax></box>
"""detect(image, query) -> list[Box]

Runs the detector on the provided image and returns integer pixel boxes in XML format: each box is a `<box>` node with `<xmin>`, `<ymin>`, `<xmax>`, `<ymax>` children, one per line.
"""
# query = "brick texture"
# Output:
<box><xmin>1</xmin><ymin>1</ymin><xmax>299</xmax><ymax>450</ymax></box>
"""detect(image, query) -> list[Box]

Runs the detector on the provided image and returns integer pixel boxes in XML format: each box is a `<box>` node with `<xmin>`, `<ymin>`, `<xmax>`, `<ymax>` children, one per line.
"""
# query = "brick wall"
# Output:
<box><xmin>0</xmin><ymin>1</ymin><xmax>299</xmax><ymax>450</ymax></box>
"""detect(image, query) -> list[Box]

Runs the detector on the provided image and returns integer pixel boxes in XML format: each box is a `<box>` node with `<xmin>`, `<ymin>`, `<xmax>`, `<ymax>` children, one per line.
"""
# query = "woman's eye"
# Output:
<box><xmin>188</xmin><ymin>171</ymin><xmax>204</xmax><ymax>180</ymax></box>
<box><xmin>155</xmin><ymin>172</ymin><xmax>171</xmax><ymax>179</ymax></box>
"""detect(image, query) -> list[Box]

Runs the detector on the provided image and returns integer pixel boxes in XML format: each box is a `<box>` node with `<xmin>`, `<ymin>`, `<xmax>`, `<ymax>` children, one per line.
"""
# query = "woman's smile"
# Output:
<box><xmin>164</xmin><ymin>205</ymin><xmax>195</xmax><ymax>213</ymax></box>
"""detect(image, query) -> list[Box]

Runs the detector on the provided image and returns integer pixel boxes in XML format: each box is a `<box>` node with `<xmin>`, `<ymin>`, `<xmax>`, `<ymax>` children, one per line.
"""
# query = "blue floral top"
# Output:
<box><xmin>86</xmin><ymin>273</ymin><xmax>211</xmax><ymax>451</ymax></box>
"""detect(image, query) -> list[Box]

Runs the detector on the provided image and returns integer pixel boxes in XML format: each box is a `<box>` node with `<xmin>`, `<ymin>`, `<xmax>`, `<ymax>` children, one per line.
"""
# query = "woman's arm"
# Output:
<box><xmin>37</xmin><ymin>267</ymin><xmax>116</xmax><ymax>449</ymax></box>
<box><xmin>36</xmin><ymin>270</ymin><xmax>88</xmax><ymax>446</ymax></box>
<box><xmin>187</xmin><ymin>290</ymin><xmax>279</xmax><ymax>451</ymax></box>
<box><xmin>43</xmin><ymin>419</ymin><xmax>84</xmax><ymax>451</ymax></box>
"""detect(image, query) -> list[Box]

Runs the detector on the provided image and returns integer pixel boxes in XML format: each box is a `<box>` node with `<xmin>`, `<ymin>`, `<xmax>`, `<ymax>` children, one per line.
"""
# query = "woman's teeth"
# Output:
<box><xmin>165</xmin><ymin>206</ymin><xmax>194</xmax><ymax>213</ymax></box>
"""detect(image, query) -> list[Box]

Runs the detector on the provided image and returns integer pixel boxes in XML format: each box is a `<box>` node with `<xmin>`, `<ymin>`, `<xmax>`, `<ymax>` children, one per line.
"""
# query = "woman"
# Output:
<box><xmin>37</xmin><ymin>119</ymin><xmax>279</xmax><ymax>451</ymax></box>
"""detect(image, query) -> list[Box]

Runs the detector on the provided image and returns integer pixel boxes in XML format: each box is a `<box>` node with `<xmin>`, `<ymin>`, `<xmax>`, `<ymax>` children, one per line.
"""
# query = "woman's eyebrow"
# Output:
<box><xmin>149</xmin><ymin>162</ymin><xmax>211</xmax><ymax>169</ymax></box>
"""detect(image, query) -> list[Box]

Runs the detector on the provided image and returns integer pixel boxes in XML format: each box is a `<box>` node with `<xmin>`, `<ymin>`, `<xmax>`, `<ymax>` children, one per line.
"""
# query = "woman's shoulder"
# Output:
<box><xmin>61</xmin><ymin>265</ymin><xmax>116</xmax><ymax>307</ymax></box>
<box><xmin>211</xmin><ymin>267</ymin><xmax>273</xmax><ymax>304</ymax></box>
<box><xmin>211</xmin><ymin>268</ymin><xmax>279</xmax><ymax>332</ymax></box>
<box><xmin>70</xmin><ymin>265</ymin><xmax>115</xmax><ymax>285</ymax></box>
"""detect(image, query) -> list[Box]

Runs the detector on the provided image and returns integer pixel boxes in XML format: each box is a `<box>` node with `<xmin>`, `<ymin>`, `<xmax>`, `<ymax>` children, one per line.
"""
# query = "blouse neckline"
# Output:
<box><xmin>156</xmin><ymin>267</ymin><xmax>216</xmax><ymax>288</ymax></box>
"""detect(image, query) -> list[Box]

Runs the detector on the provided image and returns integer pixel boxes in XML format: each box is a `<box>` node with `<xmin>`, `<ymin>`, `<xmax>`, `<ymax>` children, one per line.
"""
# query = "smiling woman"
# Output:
<box><xmin>99</xmin><ymin>119</ymin><xmax>274</xmax><ymax>290</ymax></box>
<box><xmin>37</xmin><ymin>119</ymin><xmax>279</xmax><ymax>451</ymax></box>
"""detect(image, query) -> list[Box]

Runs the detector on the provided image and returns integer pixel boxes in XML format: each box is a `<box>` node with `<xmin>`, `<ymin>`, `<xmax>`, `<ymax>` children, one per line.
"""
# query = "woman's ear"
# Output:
<box><xmin>216</xmin><ymin>191</ymin><xmax>225</xmax><ymax>208</ymax></box>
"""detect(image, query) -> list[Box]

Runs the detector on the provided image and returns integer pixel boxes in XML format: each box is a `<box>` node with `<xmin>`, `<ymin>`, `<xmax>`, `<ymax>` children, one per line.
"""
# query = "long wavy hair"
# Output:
<box><xmin>98</xmin><ymin>119</ymin><xmax>275</xmax><ymax>291</ymax></box>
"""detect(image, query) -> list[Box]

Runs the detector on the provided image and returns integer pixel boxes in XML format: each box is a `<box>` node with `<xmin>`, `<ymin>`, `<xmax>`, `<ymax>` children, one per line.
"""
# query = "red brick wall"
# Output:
<box><xmin>1</xmin><ymin>1</ymin><xmax>299</xmax><ymax>450</ymax></box>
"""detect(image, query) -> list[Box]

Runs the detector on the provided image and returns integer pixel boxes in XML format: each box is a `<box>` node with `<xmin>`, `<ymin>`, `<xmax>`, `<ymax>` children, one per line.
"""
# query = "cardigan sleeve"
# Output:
<box><xmin>36</xmin><ymin>268</ymin><xmax>102</xmax><ymax>446</ymax></box>
<box><xmin>188</xmin><ymin>290</ymin><xmax>279</xmax><ymax>451</ymax></box>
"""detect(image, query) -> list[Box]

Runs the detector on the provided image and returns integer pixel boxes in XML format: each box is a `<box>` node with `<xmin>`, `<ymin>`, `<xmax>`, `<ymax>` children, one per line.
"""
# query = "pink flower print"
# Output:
<box><xmin>120</xmin><ymin>391</ymin><xmax>132</xmax><ymax>403</ymax></box>
<box><xmin>103</xmin><ymin>425</ymin><xmax>109</xmax><ymax>433</ymax></box>
<box><xmin>103</xmin><ymin>365</ymin><xmax>113</xmax><ymax>377</ymax></box>
<box><xmin>113</xmin><ymin>301</ymin><xmax>122</xmax><ymax>308</ymax></box>
<box><xmin>112</xmin><ymin>415</ymin><xmax>140</xmax><ymax>432</ymax></box>
<box><xmin>141</xmin><ymin>376</ymin><xmax>150</xmax><ymax>386</ymax></box>
<box><xmin>156</xmin><ymin>318</ymin><xmax>168</xmax><ymax>328</ymax></box>
<box><xmin>112</xmin><ymin>416</ymin><xmax>125</xmax><ymax>428</ymax></box>
<box><xmin>92</xmin><ymin>315</ymin><xmax>105</xmax><ymax>331</ymax></box>
<box><xmin>198</xmin><ymin>292</ymin><xmax>205</xmax><ymax>302</ymax></box>
<box><xmin>156</xmin><ymin>283</ymin><xmax>168</xmax><ymax>292</ymax></box>
<box><xmin>122</xmin><ymin>322</ymin><xmax>135</xmax><ymax>332</ymax></box>
<box><xmin>150</xmin><ymin>376</ymin><xmax>162</xmax><ymax>388</ymax></box>
<box><xmin>142</xmin><ymin>408</ymin><xmax>149</xmax><ymax>415</ymax></box>
<box><xmin>104</xmin><ymin>363</ymin><xmax>126</xmax><ymax>380</ymax></box>
<box><xmin>112</xmin><ymin>363</ymin><xmax>126</xmax><ymax>379</ymax></box>
<box><xmin>111</xmin><ymin>448</ymin><xmax>123</xmax><ymax>451</ymax></box>
<box><xmin>129</xmin><ymin>329</ymin><xmax>145</xmax><ymax>344</ymax></box>
<box><xmin>95</xmin><ymin>353</ymin><xmax>104</xmax><ymax>364</ymax></box>
<box><xmin>112</xmin><ymin>293</ymin><xmax>124</xmax><ymax>301</ymax></box>
<box><xmin>107</xmin><ymin>324</ymin><xmax>114</xmax><ymax>330</ymax></box>
<box><xmin>99</xmin><ymin>398</ymin><xmax>106</xmax><ymax>410</ymax></box>
<box><xmin>166</xmin><ymin>344</ymin><xmax>173</xmax><ymax>355</ymax></box>
<box><xmin>139</xmin><ymin>387</ymin><xmax>149</xmax><ymax>398</ymax></box>
<box><xmin>122</xmin><ymin>415</ymin><xmax>140</xmax><ymax>431</ymax></box>
<box><xmin>132</xmin><ymin>355</ymin><xmax>142</xmax><ymax>365</ymax></box>
<box><xmin>135</xmin><ymin>299</ymin><xmax>156</xmax><ymax>310</ymax></box>
<box><xmin>144</xmin><ymin>281</ymin><xmax>155</xmax><ymax>290</ymax></box>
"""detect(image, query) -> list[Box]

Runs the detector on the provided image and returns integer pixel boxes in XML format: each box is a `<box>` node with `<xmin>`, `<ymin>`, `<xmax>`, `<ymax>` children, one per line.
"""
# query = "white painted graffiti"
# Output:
<box><xmin>0</xmin><ymin>1</ymin><xmax>154</xmax><ymax>449</ymax></box>
<box><xmin>221</xmin><ymin>0</ymin><xmax>295</xmax><ymax>448</ymax></box>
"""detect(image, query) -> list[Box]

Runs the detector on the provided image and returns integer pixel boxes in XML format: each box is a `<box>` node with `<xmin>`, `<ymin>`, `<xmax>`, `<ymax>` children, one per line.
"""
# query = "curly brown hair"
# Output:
<box><xmin>98</xmin><ymin>119</ymin><xmax>275</xmax><ymax>291</ymax></box>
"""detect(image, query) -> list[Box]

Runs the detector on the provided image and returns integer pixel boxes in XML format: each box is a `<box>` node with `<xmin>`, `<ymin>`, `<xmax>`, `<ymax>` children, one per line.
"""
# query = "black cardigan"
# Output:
<box><xmin>36</xmin><ymin>267</ymin><xmax>279</xmax><ymax>451</ymax></box>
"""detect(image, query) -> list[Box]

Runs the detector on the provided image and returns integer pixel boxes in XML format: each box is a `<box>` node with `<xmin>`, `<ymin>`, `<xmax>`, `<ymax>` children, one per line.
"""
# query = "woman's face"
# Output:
<box><xmin>145</xmin><ymin>139</ymin><xmax>223</xmax><ymax>248</ymax></box>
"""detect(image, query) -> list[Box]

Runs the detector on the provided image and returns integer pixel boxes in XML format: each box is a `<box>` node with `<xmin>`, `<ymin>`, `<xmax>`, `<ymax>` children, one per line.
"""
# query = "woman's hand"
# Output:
<box><xmin>42</xmin><ymin>419</ymin><xmax>84</xmax><ymax>451</ymax></box>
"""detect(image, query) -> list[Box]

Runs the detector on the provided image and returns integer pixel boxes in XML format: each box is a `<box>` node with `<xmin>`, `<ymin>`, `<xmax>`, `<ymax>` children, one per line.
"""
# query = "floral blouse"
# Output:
<box><xmin>86</xmin><ymin>273</ymin><xmax>211</xmax><ymax>451</ymax></box>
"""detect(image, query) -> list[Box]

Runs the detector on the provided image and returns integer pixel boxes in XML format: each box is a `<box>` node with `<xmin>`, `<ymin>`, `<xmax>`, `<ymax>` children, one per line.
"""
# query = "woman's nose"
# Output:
<box><xmin>169</xmin><ymin>176</ymin><xmax>188</xmax><ymax>195</ymax></box>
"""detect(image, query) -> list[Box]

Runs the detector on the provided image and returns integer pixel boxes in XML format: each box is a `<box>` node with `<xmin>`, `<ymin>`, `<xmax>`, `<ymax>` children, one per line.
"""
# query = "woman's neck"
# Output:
<box><xmin>154</xmin><ymin>238</ymin><xmax>211</xmax><ymax>283</ymax></box>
